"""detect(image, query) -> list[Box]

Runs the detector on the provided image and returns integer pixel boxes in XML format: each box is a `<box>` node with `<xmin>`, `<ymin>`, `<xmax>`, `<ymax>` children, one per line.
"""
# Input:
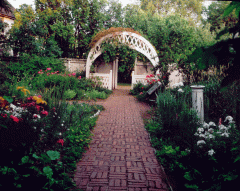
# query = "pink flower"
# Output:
<box><xmin>10</xmin><ymin>115</ymin><xmax>19</xmax><ymax>123</ymax></box>
<box><xmin>140</xmin><ymin>92</ymin><xmax>143</xmax><ymax>95</ymax></box>
<box><xmin>219</xmin><ymin>118</ymin><xmax>222</xmax><ymax>126</ymax></box>
<box><xmin>41</xmin><ymin>110</ymin><xmax>48</xmax><ymax>116</ymax></box>
<box><xmin>78</xmin><ymin>76</ymin><xmax>81</xmax><ymax>80</ymax></box>
<box><xmin>68</xmin><ymin>74</ymin><xmax>71</xmax><ymax>77</ymax></box>
<box><xmin>152</xmin><ymin>79</ymin><xmax>156</xmax><ymax>82</ymax></box>
<box><xmin>46</xmin><ymin>68</ymin><xmax>51</xmax><ymax>71</ymax></box>
<box><xmin>146</xmin><ymin>75</ymin><xmax>150</xmax><ymax>78</ymax></box>
<box><xmin>72</xmin><ymin>73</ymin><xmax>76</xmax><ymax>76</ymax></box>
<box><xmin>27</xmin><ymin>96</ymin><xmax>33</xmax><ymax>101</ymax></box>
<box><xmin>57</xmin><ymin>139</ymin><xmax>64</xmax><ymax>146</ymax></box>
<box><xmin>150</xmin><ymin>74</ymin><xmax>155</xmax><ymax>77</ymax></box>
<box><xmin>38</xmin><ymin>95</ymin><xmax>42</xmax><ymax>98</ymax></box>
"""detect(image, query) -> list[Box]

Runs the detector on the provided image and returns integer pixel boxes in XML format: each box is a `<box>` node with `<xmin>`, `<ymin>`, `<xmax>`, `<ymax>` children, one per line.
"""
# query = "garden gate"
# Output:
<box><xmin>85</xmin><ymin>31</ymin><xmax>159</xmax><ymax>90</ymax></box>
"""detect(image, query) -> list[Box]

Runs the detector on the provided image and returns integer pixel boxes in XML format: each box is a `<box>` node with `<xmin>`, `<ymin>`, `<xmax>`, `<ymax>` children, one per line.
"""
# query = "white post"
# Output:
<box><xmin>68</xmin><ymin>60</ymin><xmax>71</xmax><ymax>71</ymax></box>
<box><xmin>115</xmin><ymin>57</ymin><xmax>118</xmax><ymax>89</ymax></box>
<box><xmin>109</xmin><ymin>70</ymin><xmax>113</xmax><ymax>90</ymax></box>
<box><xmin>131</xmin><ymin>71</ymin><xmax>135</xmax><ymax>89</ymax></box>
<box><xmin>191</xmin><ymin>85</ymin><xmax>205</xmax><ymax>124</ymax></box>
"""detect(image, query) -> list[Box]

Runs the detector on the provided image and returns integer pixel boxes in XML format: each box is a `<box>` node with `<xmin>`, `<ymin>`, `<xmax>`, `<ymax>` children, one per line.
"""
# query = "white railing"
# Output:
<box><xmin>90</xmin><ymin>70</ymin><xmax>113</xmax><ymax>90</ymax></box>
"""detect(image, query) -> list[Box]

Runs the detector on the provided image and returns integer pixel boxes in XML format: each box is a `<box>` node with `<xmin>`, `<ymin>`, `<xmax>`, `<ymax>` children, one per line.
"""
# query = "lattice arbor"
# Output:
<box><xmin>86</xmin><ymin>31</ymin><xmax>159</xmax><ymax>89</ymax></box>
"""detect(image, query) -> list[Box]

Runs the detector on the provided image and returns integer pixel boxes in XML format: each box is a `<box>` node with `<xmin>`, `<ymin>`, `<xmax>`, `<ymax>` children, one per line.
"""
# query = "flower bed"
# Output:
<box><xmin>143</xmin><ymin>79</ymin><xmax>240</xmax><ymax>190</ymax></box>
<box><xmin>0</xmin><ymin>90</ymin><xmax>103</xmax><ymax>190</ymax></box>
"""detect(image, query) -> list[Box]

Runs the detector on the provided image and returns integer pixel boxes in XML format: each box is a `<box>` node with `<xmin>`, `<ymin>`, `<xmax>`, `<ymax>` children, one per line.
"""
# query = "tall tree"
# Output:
<box><xmin>139</xmin><ymin>0</ymin><xmax>204</xmax><ymax>25</ymax></box>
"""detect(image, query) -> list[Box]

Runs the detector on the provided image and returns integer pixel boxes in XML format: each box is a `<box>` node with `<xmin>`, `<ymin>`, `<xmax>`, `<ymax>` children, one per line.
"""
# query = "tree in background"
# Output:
<box><xmin>139</xmin><ymin>0</ymin><xmax>204</xmax><ymax>25</ymax></box>
<box><xmin>202</xmin><ymin>1</ymin><xmax>238</xmax><ymax>33</ymax></box>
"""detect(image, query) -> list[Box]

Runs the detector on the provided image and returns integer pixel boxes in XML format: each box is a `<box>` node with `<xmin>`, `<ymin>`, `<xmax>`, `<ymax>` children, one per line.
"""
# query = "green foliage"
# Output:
<box><xmin>0</xmin><ymin>91</ymin><xmax>103</xmax><ymax>190</ymax></box>
<box><xmin>63</xmin><ymin>89</ymin><xmax>77</xmax><ymax>100</ymax></box>
<box><xmin>187</xmin><ymin>2</ymin><xmax>240</xmax><ymax>88</ymax></box>
<box><xmin>144</xmin><ymin>79</ymin><xmax>240</xmax><ymax>190</ymax></box>
<box><xmin>202</xmin><ymin>1</ymin><xmax>238</xmax><ymax>33</ymax></box>
<box><xmin>6</xmin><ymin>54</ymin><xmax>66</xmax><ymax>79</ymax></box>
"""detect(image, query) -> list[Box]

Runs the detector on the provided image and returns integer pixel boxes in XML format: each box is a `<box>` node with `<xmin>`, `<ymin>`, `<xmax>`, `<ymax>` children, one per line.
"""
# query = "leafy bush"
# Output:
<box><xmin>63</xmin><ymin>89</ymin><xmax>77</xmax><ymax>100</ymax></box>
<box><xmin>6</xmin><ymin>54</ymin><xmax>66</xmax><ymax>80</ymax></box>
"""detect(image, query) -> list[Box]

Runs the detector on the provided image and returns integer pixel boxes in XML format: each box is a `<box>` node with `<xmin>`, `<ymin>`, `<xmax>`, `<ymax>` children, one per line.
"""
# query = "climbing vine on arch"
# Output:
<box><xmin>101</xmin><ymin>41</ymin><xmax>137</xmax><ymax>83</ymax></box>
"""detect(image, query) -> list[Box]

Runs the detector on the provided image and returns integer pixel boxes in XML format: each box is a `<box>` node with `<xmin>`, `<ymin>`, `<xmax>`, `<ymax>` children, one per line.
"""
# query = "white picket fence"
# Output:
<box><xmin>131</xmin><ymin>71</ymin><xmax>149</xmax><ymax>89</ymax></box>
<box><xmin>90</xmin><ymin>70</ymin><xmax>113</xmax><ymax>90</ymax></box>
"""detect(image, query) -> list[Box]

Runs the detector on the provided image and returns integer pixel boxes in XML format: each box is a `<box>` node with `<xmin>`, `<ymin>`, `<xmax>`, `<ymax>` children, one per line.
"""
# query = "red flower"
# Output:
<box><xmin>163</xmin><ymin>76</ymin><xmax>166</xmax><ymax>79</ymax></box>
<box><xmin>41</xmin><ymin>110</ymin><xmax>48</xmax><ymax>116</ymax></box>
<box><xmin>1</xmin><ymin>113</ymin><xmax>7</xmax><ymax>118</ymax></box>
<box><xmin>141</xmin><ymin>87</ymin><xmax>144</xmax><ymax>89</ymax></box>
<box><xmin>10</xmin><ymin>115</ymin><xmax>19</xmax><ymax>123</ymax></box>
<box><xmin>36</xmin><ymin>105</ymin><xmax>41</xmax><ymax>111</ymax></box>
<box><xmin>57</xmin><ymin>139</ymin><xmax>64</xmax><ymax>146</ymax></box>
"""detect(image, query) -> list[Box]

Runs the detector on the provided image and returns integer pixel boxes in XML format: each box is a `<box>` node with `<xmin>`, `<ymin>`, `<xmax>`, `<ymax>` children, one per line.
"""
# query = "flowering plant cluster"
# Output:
<box><xmin>37</xmin><ymin>68</ymin><xmax>81</xmax><ymax>80</ymax></box>
<box><xmin>172</xmin><ymin>82</ymin><xmax>184</xmax><ymax>93</ymax></box>
<box><xmin>194</xmin><ymin>116</ymin><xmax>235</xmax><ymax>156</ymax></box>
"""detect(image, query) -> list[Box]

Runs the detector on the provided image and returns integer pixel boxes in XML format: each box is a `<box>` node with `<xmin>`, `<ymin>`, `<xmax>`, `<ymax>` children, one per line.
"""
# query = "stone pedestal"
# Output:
<box><xmin>191</xmin><ymin>85</ymin><xmax>205</xmax><ymax>124</ymax></box>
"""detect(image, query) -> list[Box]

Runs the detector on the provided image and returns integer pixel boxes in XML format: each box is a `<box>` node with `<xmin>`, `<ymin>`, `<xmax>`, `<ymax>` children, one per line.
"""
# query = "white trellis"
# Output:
<box><xmin>85</xmin><ymin>31</ymin><xmax>159</xmax><ymax>90</ymax></box>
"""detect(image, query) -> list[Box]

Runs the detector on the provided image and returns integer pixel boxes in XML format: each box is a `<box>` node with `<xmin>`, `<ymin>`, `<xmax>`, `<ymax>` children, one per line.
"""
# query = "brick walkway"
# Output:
<box><xmin>74</xmin><ymin>86</ymin><xmax>169</xmax><ymax>191</ymax></box>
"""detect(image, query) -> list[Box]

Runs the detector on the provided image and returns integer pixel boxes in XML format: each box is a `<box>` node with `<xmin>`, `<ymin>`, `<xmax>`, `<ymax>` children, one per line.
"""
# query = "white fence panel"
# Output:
<box><xmin>90</xmin><ymin>70</ymin><xmax>112</xmax><ymax>90</ymax></box>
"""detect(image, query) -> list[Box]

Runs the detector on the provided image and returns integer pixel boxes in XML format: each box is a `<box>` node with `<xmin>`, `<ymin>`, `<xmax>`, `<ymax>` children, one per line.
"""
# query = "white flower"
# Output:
<box><xmin>199</xmin><ymin>134</ymin><xmax>205</xmax><ymax>138</ymax></box>
<box><xmin>185</xmin><ymin>148</ymin><xmax>191</xmax><ymax>153</ymax></box>
<box><xmin>197</xmin><ymin>128</ymin><xmax>204</xmax><ymax>133</ymax></box>
<box><xmin>33</xmin><ymin>126</ymin><xmax>37</xmax><ymax>129</ymax></box>
<box><xmin>59</xmin><ymin>132</ymin><xmax>62</xmax><ymax>136</ymax></box>
<box><xmin>208</xmin><ymin>149</ymin><xmax>215</xmax><ymax>156</ymax></box>
<box><xmin>224</xmin><ymin>116</ymin><xmax>233</xmax><ymax>123</ymax></box>
<box><xmin>194</xmin><ymin>132</ymin><xmax>199</xmax><ymax>136</ymax></box>
<box><xmin>197</xmin><ymin>140</ymin><xmax>206</xmax><ymax>147</ymax></box>
<box><xmin>61</xmin><ymin>124</ymin><xmax>64</xmax><ymax>126</ymax></box>
<box><xmin>208</xmin><ymin>122</ymin><xmax>216</xmax><ymax>126</ymax></box>
<box><xmin>178</xmin><ymin>82</ymin><xmax>184</xmax><ymax>86</ymax></box>
<box><xmin>41</xmin><ymin>129</ymin><xmax>44</xmax><ymax>132</ymax></box>
<box><xmin>208</xmin><ymin>128</ymin><xmax>214</xmax><ymax>133</ymax></box>
<box><xmin>206</xmin><ymin>134</ymin><xmax>215</xmax><ymax>140</ymax></box>
<box><xmin>219</xmin><ymin>125</ymin><xmax>227</xmax><ymax>131</ymax></box>
<box><xmin>10</xmin><ymin>104</ymin><xmax>16</xmax><ymax>109</ymax></box>
<box><xmin>203</xmin><ymin>122</ymin><xmax>209</xmax><ymax>129</ymax></box>
<box><xmin>178</xmin><ymin>88</ymin><xmax>184</xmax><ymax>93</ymax></box>
<box><xmin>221</xmin><ymin>132</ymin><xmax>229</xmax><ymax>137</ymax></box>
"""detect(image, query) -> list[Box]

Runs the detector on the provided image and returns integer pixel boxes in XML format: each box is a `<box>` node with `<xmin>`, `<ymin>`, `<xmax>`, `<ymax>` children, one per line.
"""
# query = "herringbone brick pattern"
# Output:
<box><xmin>74</xmin><ymin>86</ymin><xmax>169</xmax><ymax>191</ymax></box>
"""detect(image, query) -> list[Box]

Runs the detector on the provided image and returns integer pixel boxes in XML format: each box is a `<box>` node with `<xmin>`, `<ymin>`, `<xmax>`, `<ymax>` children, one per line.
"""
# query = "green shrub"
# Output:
<box><xmin>6</xmin><ymin>54</ymin><xmax>66</xmax><ymax>80</ymax></box>
<box><xmin>63</xmin><ymin>89</ymin><xmax>77</xmax><ymax>100</ymax></box>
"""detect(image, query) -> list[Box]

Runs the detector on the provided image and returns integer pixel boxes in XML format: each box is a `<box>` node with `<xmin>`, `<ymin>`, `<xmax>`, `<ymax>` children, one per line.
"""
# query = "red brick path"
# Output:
<box><xmin>74</xmin><ymin>86</ymin><xmax>169</xmax><ymax>191</ymax></box>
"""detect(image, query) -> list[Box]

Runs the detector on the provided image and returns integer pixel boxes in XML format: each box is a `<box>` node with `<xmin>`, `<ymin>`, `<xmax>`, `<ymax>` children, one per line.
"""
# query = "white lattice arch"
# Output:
<box><xmin>86</xmin><ymin>31</ymin><xmax>159</xmax><ymax>78</ymax></box>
